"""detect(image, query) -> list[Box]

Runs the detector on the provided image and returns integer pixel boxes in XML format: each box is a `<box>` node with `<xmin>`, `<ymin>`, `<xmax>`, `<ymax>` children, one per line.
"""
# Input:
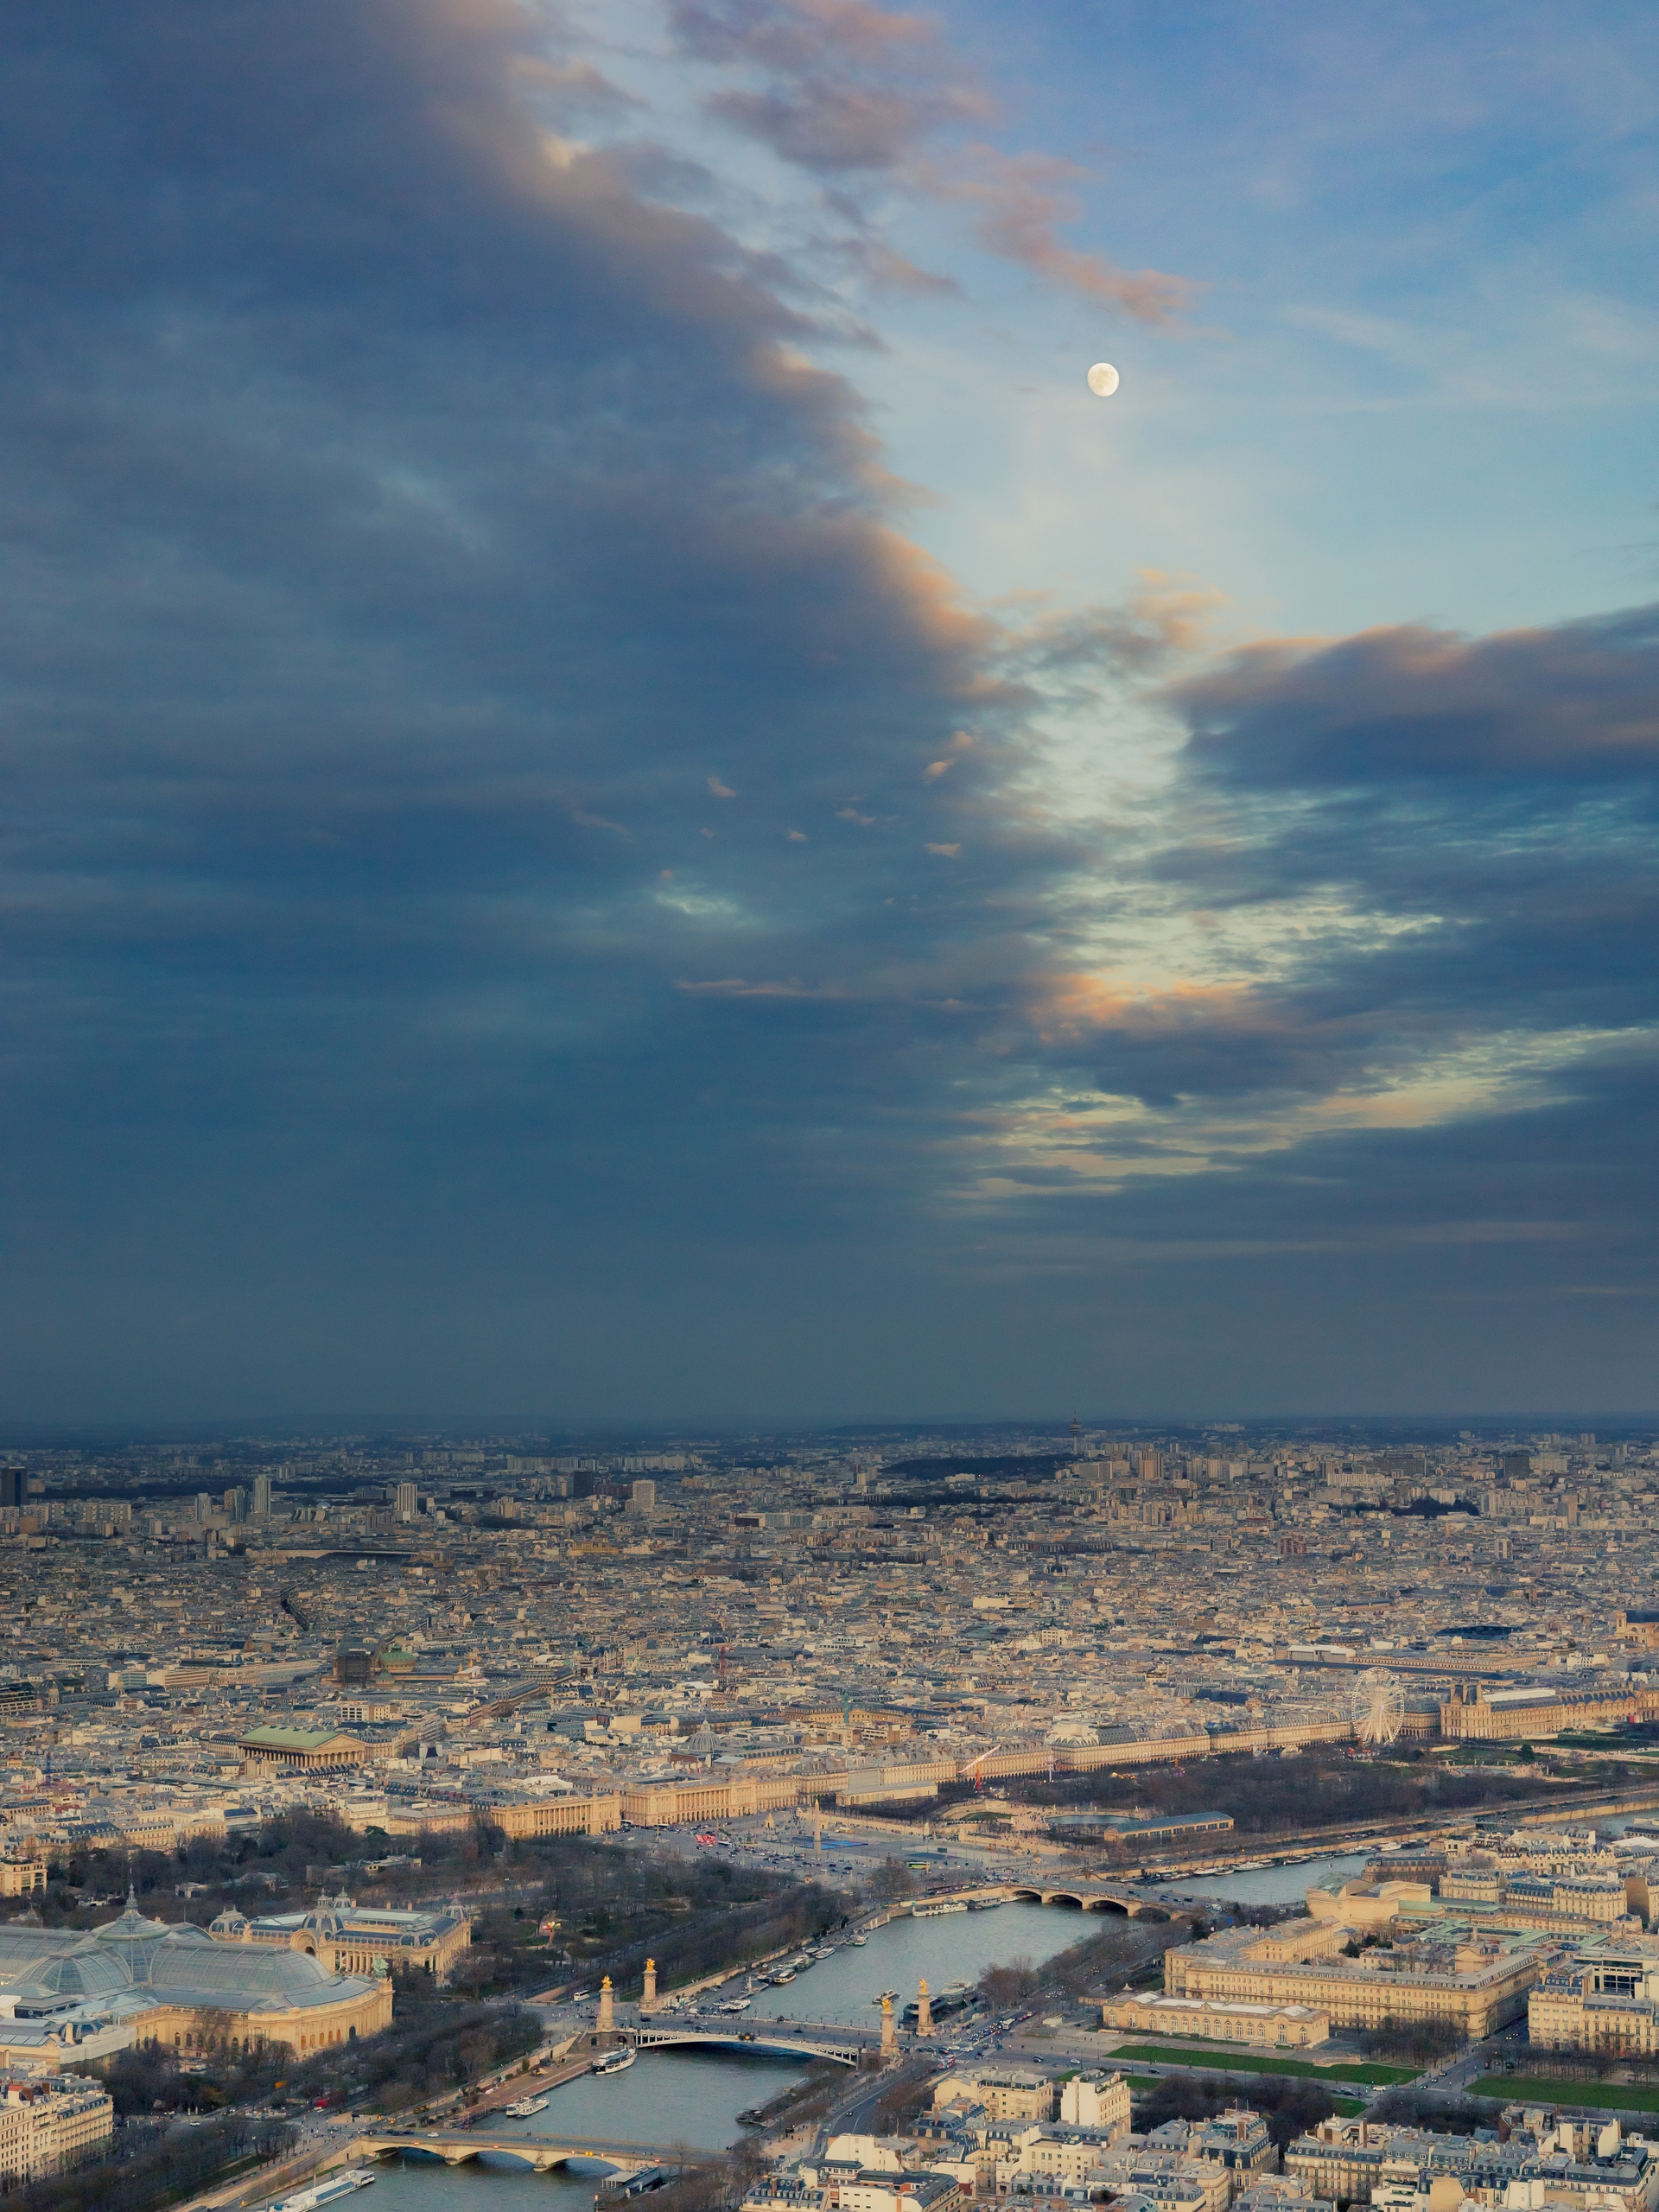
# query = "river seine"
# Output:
<box><xmin>1177</xmin><ymin>1851</ymin><xmax>1370</xmax><ymax>1903</ymax></box>
<box><xmin>344</xmin><ymin>1900</ymin><xmax>1091</xmax><ymax>2212</ymax></box>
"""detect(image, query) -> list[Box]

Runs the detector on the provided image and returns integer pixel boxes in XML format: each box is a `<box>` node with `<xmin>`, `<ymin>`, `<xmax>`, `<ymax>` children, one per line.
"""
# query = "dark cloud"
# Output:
<box><xmin>706</xmin><ymin>83</ymin><xmax>946</xmax><ymax>173</ymax></box>
<box><xmin>671</xmin><ymin>0</ymin><xmax>987</xmax><ymax>171</ymax></box>
<box><xmin>1141</xmin><ymin>609</ymin><xmax>1659</xmax><ymax>1098</ymax></box>
<box><xmin>0</xmin><ymin>0</ymin><xmax>1065</xmax><ymax>1414</ymax></box>
<box><xmin>1173</xmin><ymin>607</ymin><xmax>1659</xmax><ymax>787</ymax></box>
<box><xmin>0</xmin><ymin>0</ymin><xmax>1655</xmax><ymax>1419</ymax></box>
<box><xmin>0</xmin><ymin>0</ymin><xmax>1022</xmax><ymax>862</ymax></box>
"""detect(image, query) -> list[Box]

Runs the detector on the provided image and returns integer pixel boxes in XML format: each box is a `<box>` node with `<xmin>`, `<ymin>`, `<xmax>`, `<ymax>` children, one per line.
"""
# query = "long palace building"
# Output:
<box><xmin>1159</xmin><ymin>1910</ymin><xmax>1544</xmax><ymax>2037</ymax></box>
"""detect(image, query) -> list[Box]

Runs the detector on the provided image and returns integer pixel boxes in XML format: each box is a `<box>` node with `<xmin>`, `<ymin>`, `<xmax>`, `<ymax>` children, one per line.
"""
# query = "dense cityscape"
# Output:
<box><xmin>8</xmin><ymin>1426</ymin><xmax>1659</xmax><ymax>2212</ymax></box>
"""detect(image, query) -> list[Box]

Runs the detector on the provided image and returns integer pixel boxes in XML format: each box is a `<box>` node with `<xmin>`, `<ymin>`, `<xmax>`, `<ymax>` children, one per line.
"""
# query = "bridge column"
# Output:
<box><xmin>916</xmin><ymin>1979</ymin><xmax>933</xmax><ymax>2037</ymax></box>
<box><xmin>599</xmin><ymin>1976</ymin><xmax>614</xmax><ymax>2033</ymax></box>
<box><xmin>880</xmin><ymin>1995</ymin><xmax>896</xmax><ymax>2058</ymax></box>
<box><xmin>643</xmin><ymin>1959</ymin><xmax>657</xmax><ymax>2008</ymax></box>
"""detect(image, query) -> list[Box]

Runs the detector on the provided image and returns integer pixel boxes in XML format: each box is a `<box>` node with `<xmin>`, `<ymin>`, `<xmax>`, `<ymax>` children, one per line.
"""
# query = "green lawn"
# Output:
<box><xmin>1468</xmin><ymin>2075</ymin><xmax>1659</xmax><ymax>2113</ymax></box>
<box><xmin>1111</xmin><ymin>2044</ymin><xmax>1418</xmax><ymax>2085</ymax></box>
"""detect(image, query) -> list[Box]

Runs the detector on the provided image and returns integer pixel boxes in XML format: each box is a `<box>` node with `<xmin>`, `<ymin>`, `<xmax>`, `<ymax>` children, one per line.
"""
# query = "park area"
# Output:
<box><xmin>1112</xmin><ymin>2044</ymin><xmax>1419</xmax><ymax>2086</ymax></box>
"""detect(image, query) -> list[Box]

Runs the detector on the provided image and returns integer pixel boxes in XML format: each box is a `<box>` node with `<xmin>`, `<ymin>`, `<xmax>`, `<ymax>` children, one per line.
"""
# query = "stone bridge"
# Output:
<box><xmin>627</xmin><ymin>2024</ymin><xmax>866</xmax><ymax>2065</ymax></box>
<box><xmin>361</xmin><ymin>2131</ymin><xmax>705</xmax><ymax>2177</ymax></box>
<box><xmin>907</xmin><ymin>1884</ymin><xmax>1155</xmax><ymax>1918</ymax></box>
<box><xmin>1005</xmin><ymin>1885</ymin><xmax>1154</xmax><ymax>1916</ymax></box>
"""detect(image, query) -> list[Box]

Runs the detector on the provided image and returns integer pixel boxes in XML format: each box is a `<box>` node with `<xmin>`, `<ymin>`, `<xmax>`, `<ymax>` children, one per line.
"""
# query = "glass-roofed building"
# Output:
<box><xmin>0</xmin><ymin>1901</ymin><xmax>392</xmax><ymax>2062</ymax></box>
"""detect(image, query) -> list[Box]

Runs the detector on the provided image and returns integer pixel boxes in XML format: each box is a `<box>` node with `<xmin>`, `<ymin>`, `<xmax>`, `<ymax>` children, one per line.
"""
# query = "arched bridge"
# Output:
<box><xmin>627</xmin><ymin>2024</ymin><xmax>864</xmax><ymax>2065</ymax></box>
<box><xmin>362</xmin><ymin>2132</ymin><xmax>706</xmax><ymax>2177</ymax></box>
<box><xmin>1006</xmin><ymin>1886</ymin><xmax>1152</xmax><ymax>1916</ymax></box>
<box><xmin>908</xmin><ymin>1884</ymin><xmax>1154</xmax><ymax>1919</ymax></box>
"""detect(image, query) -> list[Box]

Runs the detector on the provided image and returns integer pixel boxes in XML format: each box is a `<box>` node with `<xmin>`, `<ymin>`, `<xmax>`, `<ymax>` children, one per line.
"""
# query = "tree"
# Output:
<box><xmin>980</xmin><ymin>1958</ymin><xmax>1039</xmax><ymax>2009</ymax></box>
<box><xmin>868</xmin><ymin>1858</ymin><xmax>916</xmax><ymax>1901</ymax></box>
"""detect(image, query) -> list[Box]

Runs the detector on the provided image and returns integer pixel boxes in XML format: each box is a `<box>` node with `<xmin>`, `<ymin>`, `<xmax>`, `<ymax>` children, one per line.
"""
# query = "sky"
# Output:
<box><xmin>3</xmin><ymin>0</ymin><xmax>1658</xmax><ymax>1426</ymax></box>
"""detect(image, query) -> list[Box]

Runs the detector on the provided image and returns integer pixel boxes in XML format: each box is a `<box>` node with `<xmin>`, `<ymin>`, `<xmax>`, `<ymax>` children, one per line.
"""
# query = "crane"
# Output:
<box><xmin>966</xmin><ymin>1745</ymin><xmax>1003</xmax><ymax>1791</ymax></box>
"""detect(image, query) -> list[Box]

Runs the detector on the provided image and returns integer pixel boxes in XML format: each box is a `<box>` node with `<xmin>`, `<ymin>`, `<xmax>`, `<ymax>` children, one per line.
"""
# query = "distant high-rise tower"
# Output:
<box><xmin>195</xmin><ymin>1491</ymin><xmax>213</xmax><ymax>1522</ymax></box>
<box><xmin>395</xmin><ymin>1480</ymin><xmax>420</xmax><ymax>1522</ymax></box>
<box><xmin>0</xmin><ymin>1467</ymin><xmax>22</xmax><ymax>1510</ymax></box>
<box><xmin>629</xmin><ymin>1479</ymin><xmax>656</xmax><ymax>1514</ymax></box>
<box><xmin>224</xmin><ymin>1486</ymin><xmax>247</xmax><ymax>1523</ymax></box>
<box><xmin>252</xmin><ymin>1474</ymin><xmax>272</xmax><ymax>1520</ymax></box>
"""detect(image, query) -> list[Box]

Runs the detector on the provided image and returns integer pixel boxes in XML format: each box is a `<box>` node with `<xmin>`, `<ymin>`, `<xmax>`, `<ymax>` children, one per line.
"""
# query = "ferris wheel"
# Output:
<box><xmin>1351</xmin><ymin>1669</ymin><xmax>1407</xmax><ymax>1748</ymax></box>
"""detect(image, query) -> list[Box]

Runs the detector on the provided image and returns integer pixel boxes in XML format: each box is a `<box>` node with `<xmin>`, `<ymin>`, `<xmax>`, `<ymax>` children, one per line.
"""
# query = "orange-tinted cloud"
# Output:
<box><xmin>1006</xmin><ymin>572</ymin><xmax>1230</xmax><ymax>680</ymax></box>
<box><xmin>671</xmin><ymin>0</ymin><xmax>1194</xmax><ymax>324</ymax></box>
<box><xmin>1173</xmin><ymin>608</ymin><xmax>1659</xmax><ymax>785</ymax></box>
<box><xmin>1027</xmin><ymin>972</ymin><xmax>1272</xmax><ymax>1047</ymax></box>
<box><xmin>919</xmin><ymin>149</ymin><xmax>1196</xmax><ymax>324</ymax></box>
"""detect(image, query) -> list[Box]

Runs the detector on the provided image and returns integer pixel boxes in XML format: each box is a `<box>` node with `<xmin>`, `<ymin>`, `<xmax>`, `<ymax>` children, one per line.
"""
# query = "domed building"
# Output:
<box><xmin>209</xmin><ymin>1891</ymin><xmax>471</xmax><ymax>1983</ymax></box>
<box><xmin>0</xmin><ymin>1900</ymin><xmax>391</xmax><ymax>2063</ymax></box>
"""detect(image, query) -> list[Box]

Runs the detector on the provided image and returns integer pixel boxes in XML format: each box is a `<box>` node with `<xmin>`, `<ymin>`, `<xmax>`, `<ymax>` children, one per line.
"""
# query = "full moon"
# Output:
<box><xmin>1087</xmin><ymin>362</ymin><xmax>1120</xmax><ymax>397</ymax></box>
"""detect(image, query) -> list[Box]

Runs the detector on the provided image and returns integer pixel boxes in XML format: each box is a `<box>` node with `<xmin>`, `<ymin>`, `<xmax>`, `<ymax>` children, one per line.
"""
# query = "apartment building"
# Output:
<box><xmin>1530</xmin><ymin>1934</ymin><xmax>1659</xmax><ymax>2055</ymax></box>
<box><xmin>835</xmin><ymin>2175</ymin><xmax>962</xmax><ymax>2212</ymax></box>
<box><xmin>1076</xmin><ymin>2113</ymin><xmax>1276</xmax><ymax>2212</ymax></box>
<box><xmin>0</xmin><ymin>2075</ymin><xmax>114</xmax><ymax>2184</ymax></box>
<box><xmin>1284</xmin><ymin>2119</ymin><xmax>1659</xmax><ymax>2212</ymax></box>
<box><xmin>0</xmin><ymin>1853</ymin><xmax>47</xmax><ymax>1898</ymax></box>
<box><xmin>934</xmin><ymin>2069</ymin><xmax>1058</xmax><ymax>2122</ymax></box>
<box><xmin>1058</xmin><ymin>2072</ymin><xmax>1132</xmax><ymax>2133</ymax></box>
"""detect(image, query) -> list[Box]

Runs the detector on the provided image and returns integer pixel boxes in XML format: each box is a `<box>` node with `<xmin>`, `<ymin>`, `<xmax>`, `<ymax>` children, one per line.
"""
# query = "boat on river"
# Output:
<box><xmin>969</xmin><ymin>1897</ymin><xmax>1002</xmax><ymax>1910</ymax></box>
<box><xmin>267</xmin><ymin>2176</ymin><xmax>376</xmax><ymax>2212</ymax></box>
<box><xmin>718</xmin><ymin>1998</ymin><xmax>752</xmax><ymax>2013</ymax></box>
<box><xmin>770</xmin><ymin>1967</ymin><xmax>796</xmax><ymax>1985</ymax></box>
<box><xmin>592</xmin><ymin>2048</ymin><xmax>638</xmax><ymax>2076</ymax></box>
<box><xmin>505</xmin><ymin>2094</ymin><xmax>550</xmax><ymax>2118</ymax></box>
<box><xmin>872</xmin><ymin>1989</ymin><xmax>899</xmax><ymax>2005</ymax></box>
<box><xmin>849</xmin><ymin>1934</ymin><xmax>868</xmax><ymax>1946</ymax></box>
<box><xmin>911</xmin><ymin>1899</ymin><xmax>969</xmax><ymax>1919</ymax></box>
